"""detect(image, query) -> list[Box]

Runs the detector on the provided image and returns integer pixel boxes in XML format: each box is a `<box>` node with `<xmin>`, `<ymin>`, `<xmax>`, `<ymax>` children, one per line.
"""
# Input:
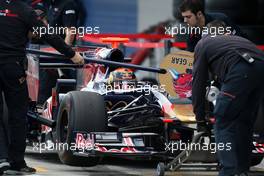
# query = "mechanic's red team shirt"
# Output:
<box><xmin>0</xmin><ymin>0</ymin><xmax>75</xmax><ymax>64</ymax></box>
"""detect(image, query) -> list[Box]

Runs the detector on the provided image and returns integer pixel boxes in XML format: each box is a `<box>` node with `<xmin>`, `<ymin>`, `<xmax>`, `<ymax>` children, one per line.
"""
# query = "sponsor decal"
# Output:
<box><xmin>253</xmin><ymin>142</ymin><xmax>264</xmax><ymax>154</ymax></box>
<box><xmin>65</xmin><ymin>10</ymin><xmax>75</xmax><ymax>15</ymax></box>
<box><xmin>159</xmin><ymin>51</ymin><xmax>194</xmax><ymax>98</ymax></box>
<box><xmin>0</xmin><ymin>9</ymin><xmax>18</xmax><ymax>17</ymax></box>
<box><xmin>74</xmin><ymin>133</ymin><xmax>139</xmax><ymax>153</ymax></box>
<box><xmin>169</xmin><ymin>68</ymin><xmax>192</xmax><ymax>98</ymax></box>
<box><xmin>75</xmin><ymin>133</ymin><xmax>94</xmax><ymax>150</ymax></box>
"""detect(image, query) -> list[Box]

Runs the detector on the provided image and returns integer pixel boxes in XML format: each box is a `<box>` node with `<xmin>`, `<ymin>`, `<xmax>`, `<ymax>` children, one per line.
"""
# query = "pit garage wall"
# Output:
<box><xmin>78</xmin><ymin>0</ymin><xmax>174</xmax><ymax>70</ymax></box>
<box><xmin>80</xmin><ymin>0</ymin><xmax>138</xmax><ymax>33</ymax></box>
<box><xmin>79</xmin><ymin>0</ymin><xmax>173</xmax><ymax>33</ymax></box>
<box><xmin>78</xmin><ymin>0</ymin><xmax>174</xmax><ymax>80</ymax></box>
<box><xmin>137</xmin><ymin>0</ymin><xmax>174</xmax><ymax>81</ymax></box>
<box><xmin>79</xmin><ymin>0</ymin><xmax>264</xmax><ymax>43</ymax></box>
<box><xmin>137</xmin><ymin>0</ymin><xmax>173</xmax><ymax>32</ymax></box>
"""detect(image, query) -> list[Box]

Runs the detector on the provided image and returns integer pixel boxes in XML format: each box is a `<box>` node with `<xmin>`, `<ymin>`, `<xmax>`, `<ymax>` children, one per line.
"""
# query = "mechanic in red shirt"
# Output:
<box><xmin>192</xmin><ymin>20</ymin><xmax>264</xmax><ymax>176</ymax></box>
<box><xmin>0</xmin><ymin>0</ymin><xmax>84</xmax><ymax>174</ymax></box>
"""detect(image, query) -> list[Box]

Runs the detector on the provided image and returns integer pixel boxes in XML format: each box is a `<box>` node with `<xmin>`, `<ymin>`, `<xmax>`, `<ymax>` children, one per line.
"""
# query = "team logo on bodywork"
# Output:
<box><xmin>0</xmin><ymin>9</ymin><xmax>18</xmax><ymax>17</ymax></box>
<box><xmin>75</xmin><ymin>133</ymin><xmax>95</xmax><ymax>151</ymax></box>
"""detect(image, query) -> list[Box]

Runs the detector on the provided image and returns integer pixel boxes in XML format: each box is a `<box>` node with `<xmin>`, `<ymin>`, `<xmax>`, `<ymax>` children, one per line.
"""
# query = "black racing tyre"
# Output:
<box><xmin>156</xmin><ymin>162</ymin><xmax>165</xmax><ymax>176</ymax></box>
<box><xmin>251</xmin><ymin>156</ymin><xmax>263</xmax><ymax>166</ymax></box>
<box><xmin>56</xmin><ymin>91</ymin><xmax>107</xmax><ymax>166</ymax></box>
<box><xmin>254</xmin><ymin>101</ymin><xmax>264</xmax><ymax>134</ymax></box>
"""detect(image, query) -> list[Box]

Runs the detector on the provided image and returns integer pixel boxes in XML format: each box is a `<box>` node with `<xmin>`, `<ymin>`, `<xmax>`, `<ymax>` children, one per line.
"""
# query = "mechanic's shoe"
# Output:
<box><xmin>5</xmin><ymin>165</ymin><xmax>36</xmax><ymax>175</ymax></box>
<box><xmin>0</xmin><ymin>159</ymin><xmax>10</xmax><ymax>174</ymax></box>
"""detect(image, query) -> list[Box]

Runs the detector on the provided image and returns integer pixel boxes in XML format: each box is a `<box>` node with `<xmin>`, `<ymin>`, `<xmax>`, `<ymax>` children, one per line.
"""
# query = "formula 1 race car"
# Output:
<box><xmin>26</xmin><ymin>45</ymin><xmax>182</xmax><ymax>167</ymax></box>
<box><xmin>24</xmin><ymin>45</ymin><xmax>264</xmax><ymax>175</ymax></box>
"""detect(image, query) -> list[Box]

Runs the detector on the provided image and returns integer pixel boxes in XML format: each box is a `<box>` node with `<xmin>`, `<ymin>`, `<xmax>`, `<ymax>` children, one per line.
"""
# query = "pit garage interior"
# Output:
<box><xmin>2</xmin><ymin>0</ymin><xmax>264</xmax><ymax>176</ymax></box>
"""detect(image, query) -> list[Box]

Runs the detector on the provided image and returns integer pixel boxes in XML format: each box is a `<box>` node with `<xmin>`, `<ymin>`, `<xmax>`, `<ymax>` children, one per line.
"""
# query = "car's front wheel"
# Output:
<box><xmin>56</xmin><ymin>91</ymin><xmax>107</xmax><ymax>166</ymax></box>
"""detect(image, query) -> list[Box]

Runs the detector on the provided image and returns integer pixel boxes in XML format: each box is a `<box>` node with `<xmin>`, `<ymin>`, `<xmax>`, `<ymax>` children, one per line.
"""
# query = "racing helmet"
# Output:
<box><xmin>95</xmin><ymin>48</ymin><xmax>124</xmax><ymax>63</ymax></box>
<box><xmin>108</xmin><ymin>68</ymin><xmax>136</xmax><ymax>84</ymax></box>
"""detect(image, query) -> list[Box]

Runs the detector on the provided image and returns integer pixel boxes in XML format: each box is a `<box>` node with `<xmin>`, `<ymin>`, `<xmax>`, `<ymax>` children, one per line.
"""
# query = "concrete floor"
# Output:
<box><xmin>4</xmin><ymin>148</ymin><xmax>263</xmax><ymax>176</ymax></box>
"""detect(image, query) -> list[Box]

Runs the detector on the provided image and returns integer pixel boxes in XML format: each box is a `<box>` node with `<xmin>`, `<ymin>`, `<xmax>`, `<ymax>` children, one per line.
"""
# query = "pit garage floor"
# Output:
<box><xmin>3</xmin><ymin>147</ymin><xmax>263</xmax><ymax>176</ymax></box>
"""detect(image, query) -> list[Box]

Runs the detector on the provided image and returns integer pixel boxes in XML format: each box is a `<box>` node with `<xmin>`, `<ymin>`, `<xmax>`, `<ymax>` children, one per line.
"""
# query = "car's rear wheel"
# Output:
<box><xmin>56</xmin><ymin>91</ymin><xmax>107</xmax><ymax>166</ymax></box>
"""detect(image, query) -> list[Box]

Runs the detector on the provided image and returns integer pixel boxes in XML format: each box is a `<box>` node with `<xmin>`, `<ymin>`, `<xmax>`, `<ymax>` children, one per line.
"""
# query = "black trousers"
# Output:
<box><xmin>38</xmin><ymin>69</ymin><xmax>58</xmax><ymax>104</ymax></box>
<box><xmin>214</xmin><ymin>59</ymin><xmax>264</xmax><ymax>176</ymax></box>
<box><xmin>0</xmin><ymin>63</ymin><xmax>28</xmax><ymax>166</ymax></box>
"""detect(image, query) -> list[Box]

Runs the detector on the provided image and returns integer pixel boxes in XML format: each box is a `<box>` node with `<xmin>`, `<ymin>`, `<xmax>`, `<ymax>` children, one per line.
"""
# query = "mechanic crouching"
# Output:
<box><xmin>0</xmin><ymin>0</ymin><xmax>84</xmax><ymax>175</ymax></box>
<box><xmin>192</xmin><ymin>20</ymin><xmax>264</xmax><ymax>176</ymax></box>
